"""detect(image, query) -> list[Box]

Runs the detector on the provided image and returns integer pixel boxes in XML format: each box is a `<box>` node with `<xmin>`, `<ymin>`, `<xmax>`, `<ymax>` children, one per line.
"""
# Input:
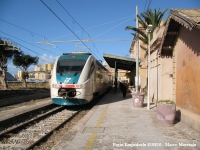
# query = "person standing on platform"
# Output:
<box><xmin>119</xmin><ymin>81</ymin><xmax>127</xmax><ymax>98</ymax></box>
<box><xmin>114</xmin><ymin>80</ymin><xmax>118</xmax><ymax>94</ymax></box>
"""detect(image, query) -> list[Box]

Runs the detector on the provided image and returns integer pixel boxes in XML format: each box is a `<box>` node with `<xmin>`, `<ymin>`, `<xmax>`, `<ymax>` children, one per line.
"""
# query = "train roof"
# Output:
<box><xmin>63</xmin><ymin>52</ymin><xmax>92</xmax><ymax>55</ymax></box>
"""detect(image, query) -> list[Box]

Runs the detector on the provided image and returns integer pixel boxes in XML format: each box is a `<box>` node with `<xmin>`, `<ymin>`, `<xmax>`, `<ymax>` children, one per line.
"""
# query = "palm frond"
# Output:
<box><xmin>125</xmin><ymin>8</ymin><xmax>168</xmax><ymax>47</ymax></box>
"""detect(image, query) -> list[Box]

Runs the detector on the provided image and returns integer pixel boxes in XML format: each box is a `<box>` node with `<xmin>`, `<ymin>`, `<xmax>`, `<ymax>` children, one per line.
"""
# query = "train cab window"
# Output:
<box><xmin>57</xmin><ymin>59</ymin><xmax>86</xmax><ymax>74</ymax></box>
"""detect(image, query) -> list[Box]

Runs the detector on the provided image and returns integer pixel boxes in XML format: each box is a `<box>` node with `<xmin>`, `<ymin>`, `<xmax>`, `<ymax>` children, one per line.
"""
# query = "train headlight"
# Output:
<box><xmin>67</xmin><ymin>89</ymin><xmax>77</xmax><ymax>97</ymax></box>
<box><xmin>72</xmin><ymin>91</ymin><xmax>76</xmax><ymax>96</ymax></box>
<box><xmin>80</xmin><ymin>84</ymin><xmax>83</xmax><ymax>88</ymax></box>
<box><xmin>75</xmin><ymin>84</ymin><xmax>83</xmax><ymax>88</ymax></box>
<box><xmin>52</xmin><ymin>84</ymin><xmax>60</xmax><ymax>88</ymax></box>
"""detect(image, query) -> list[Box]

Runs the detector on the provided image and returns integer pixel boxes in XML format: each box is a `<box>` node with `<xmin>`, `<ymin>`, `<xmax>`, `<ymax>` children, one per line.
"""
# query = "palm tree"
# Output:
<box><xmin>125</xmin><ymin>8</ymin><xmax>168</xmax><ymax>44</ymax></box>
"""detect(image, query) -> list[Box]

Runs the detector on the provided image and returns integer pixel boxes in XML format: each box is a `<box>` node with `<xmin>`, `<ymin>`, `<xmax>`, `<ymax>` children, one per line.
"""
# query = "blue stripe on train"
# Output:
<box><xmin>52</xmin><ymin>98</ymin><xmax>88</xmax><ymax>105</ymax></box>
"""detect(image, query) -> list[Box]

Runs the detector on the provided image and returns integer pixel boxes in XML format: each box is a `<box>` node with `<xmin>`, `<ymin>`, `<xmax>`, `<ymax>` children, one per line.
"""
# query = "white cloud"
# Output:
<box><xmin>38</xmin><ymin>54</ymin><xmax>56</xmax><ymax>65</ymax></box>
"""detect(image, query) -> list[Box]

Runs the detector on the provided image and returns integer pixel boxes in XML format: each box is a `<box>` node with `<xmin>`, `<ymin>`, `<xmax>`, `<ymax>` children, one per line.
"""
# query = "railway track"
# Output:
<box><xmin>0</xmin><ymin>106</ymin><xmax>81</xmax><ymax>150</ymax></box>
<box><xmin>0</xmin><ymin>92</ymin><xmax>36</xmax><ymax>100</ymax></box>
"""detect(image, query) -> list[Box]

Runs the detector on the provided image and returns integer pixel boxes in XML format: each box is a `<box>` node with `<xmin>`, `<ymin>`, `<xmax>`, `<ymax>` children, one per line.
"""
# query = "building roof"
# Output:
<box><xmin>103</xmin><ymin>53</ymin><xmax>140</xmax><ymax>71</ymax></box>
<box><xmin>0</xmin><ymin>71</ymin><xmax>17</xmax><ymax>81</ymax></box>
<box><xmin>0</xmin><ymin>38</ymin><xmax>19</xmax><ymax>50</ymax></box>
<box><xmin>171</xmin><ymin>9</ymin><xmax>200</xmax><ymax>30</ymax></box>
<box><xmin>159</xmin><ymin>9</ymin><xmax>200</xmax><ymax>56</ymax></box>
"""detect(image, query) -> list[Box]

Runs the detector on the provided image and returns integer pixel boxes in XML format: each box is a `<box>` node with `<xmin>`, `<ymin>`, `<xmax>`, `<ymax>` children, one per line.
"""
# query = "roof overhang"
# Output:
<box><xmin>159</xmin><ymin>9</ymin><xmax>200</xmax><ymax>56</ymax></box>
<box><xmin>103</xmin><ymin>53</ymin><xmax>140</xmax><ymax>71</ymax></box>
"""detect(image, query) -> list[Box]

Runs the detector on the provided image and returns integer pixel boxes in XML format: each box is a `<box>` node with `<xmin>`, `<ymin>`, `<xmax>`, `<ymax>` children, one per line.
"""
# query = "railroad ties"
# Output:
<box><xmin>0</xmin><ymin>108</ymin><xmax>80</xmax><ymax>150</ymax></box>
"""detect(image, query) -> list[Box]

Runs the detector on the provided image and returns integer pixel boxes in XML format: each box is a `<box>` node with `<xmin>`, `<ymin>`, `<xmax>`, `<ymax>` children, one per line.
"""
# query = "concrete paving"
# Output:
<box><xmin>52</xmin><ymin>89</ymin><xmax>200</xmax><ymax>150</ymax></box>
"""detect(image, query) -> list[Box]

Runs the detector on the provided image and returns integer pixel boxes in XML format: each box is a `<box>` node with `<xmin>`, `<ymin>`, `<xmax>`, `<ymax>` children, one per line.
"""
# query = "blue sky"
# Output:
<box><xmin>0</xmin><ymin>0</ymin><xmax>199</xmax><ymax>75</ymax></box>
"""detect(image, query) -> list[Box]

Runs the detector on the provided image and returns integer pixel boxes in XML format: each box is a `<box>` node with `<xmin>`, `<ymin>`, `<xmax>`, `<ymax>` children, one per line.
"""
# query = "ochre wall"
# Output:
<box><xmin>150</xmin><ymin>50</ymin><xmax>160</xmax><ymax>102</ymax></box>
<box><xmin>149</xmin><ymin>26</ymin><xmax>173</xmax><ymax>102</ymax></box>
<box><xmin>139</xmin><ymin>41</ymin><xmax>148</xmax><ymax>89</ymax></box>
<box><xmin>175</xmin><ymin>26</ymin><xmax>200</xmax><ymax>115</ymax></box>
<box><xmin>150</xmin><ymin>50</ymin><xmax>173</xmax><ymax>102</ymax></box>
<box><xmin>160</xmin><ymin>56</ymin><xmax>173</xmax><ymax>100</ymax></box>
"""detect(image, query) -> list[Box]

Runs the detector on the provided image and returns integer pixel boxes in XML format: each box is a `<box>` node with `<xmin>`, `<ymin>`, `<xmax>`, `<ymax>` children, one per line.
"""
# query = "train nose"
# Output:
<box><xmin>58</xmin><ymin>88</ymin><xmax>76</xmax><ymax>97</ymax></box>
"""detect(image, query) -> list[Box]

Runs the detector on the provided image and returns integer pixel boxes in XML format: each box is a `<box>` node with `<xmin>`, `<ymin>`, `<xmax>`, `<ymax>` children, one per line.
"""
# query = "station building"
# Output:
<box><xmin>103</xmin><ymin>8</ymin><xmax>200</xmax><ymax>134</ymax></box>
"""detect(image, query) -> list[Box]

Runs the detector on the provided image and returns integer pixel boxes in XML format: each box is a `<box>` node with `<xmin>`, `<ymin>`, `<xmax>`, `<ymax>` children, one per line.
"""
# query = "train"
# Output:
<box><xmin>50</xmin><ymin>52</ymin><xmax>113</xmax><ymax>106</ymax></box>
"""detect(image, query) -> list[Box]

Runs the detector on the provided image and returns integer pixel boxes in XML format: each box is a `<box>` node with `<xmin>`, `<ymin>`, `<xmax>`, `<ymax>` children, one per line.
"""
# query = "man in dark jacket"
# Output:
<box><xmin>119</xmin><ymin>82</ymin><xmax>127</xmax><ymax>98</ymax></box>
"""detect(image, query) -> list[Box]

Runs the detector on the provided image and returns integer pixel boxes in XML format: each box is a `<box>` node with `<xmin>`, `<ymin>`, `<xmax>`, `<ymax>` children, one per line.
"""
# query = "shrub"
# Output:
<box><xmin>157</xmin><ymin>100</ymin><xmax>175</xmax><ymax>104</ymax></box>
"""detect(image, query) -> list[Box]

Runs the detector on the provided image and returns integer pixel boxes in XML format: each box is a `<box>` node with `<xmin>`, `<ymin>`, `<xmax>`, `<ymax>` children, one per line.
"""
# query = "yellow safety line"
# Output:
<box><xmin>85</xmin><ymin>132</ymin><xmax>97</xmax><ymax>150</ymax></box>
<box><xmin>96</xmin><ymin>105</ymin><xmax>109</xmax><ymax>127</ymax></box>
<box><xmin>85</xmin><ymin>94</ymin><xmax>112</xmax><ymax>150</ymax></box>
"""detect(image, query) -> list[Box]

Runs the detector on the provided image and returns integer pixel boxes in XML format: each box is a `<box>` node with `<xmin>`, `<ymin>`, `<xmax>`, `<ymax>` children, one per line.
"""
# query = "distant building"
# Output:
<box><xmin>16</xmin><ymin>63</ymin><xmax>53</xmax><ymax>81</ymax></box>
<box><xmin>34</xmin><ymin>72</ymin><xmax>50</xmax><ymax>81</ymax></box>
<box><xmin>28</xmin><ymin>72</ymin><xmax>35</xmax><ymax>79</ymax></box>
<box><xmin>18</xmin><ymin>70</ymin><xmax>23</xmax><ymax>80</ymax></box>
<box><xmin>34</xmin><ymin>64</ymin><xmax>54</xmax><ymax>72</ymax></box>
<box><xmin>34</xmin><ymin>64</ymin><xmax>43</xmax><ymax>71</ymax></box>
<box><xmin>43</xmin><ymin>63</ymin><xmax>54</xmax><ymax>71</ymax></box>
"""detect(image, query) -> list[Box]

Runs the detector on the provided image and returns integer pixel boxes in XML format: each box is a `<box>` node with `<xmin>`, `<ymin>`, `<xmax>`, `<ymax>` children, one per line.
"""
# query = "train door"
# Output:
<box><xmin>87</xmin><ymin>61</ymin><xmax>95</xmax><ymax>93</ymax></box>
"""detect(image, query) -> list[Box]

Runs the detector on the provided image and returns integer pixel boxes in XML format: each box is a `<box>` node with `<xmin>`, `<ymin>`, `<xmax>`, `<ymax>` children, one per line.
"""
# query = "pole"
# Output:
<box><xmin>115</xmin><ymin>61</ymin><xmax>117</xmax><ymax>80</ymax></box>
<box><xmin>115</xmin><ymin>61</ymin><xmax>117</xmax><ymax>87</ymax></box>
<box><xmin>147</xmin><ymin>32</ymin><xmax>151</xmax><ymax>110</ymax></box>
<box><xmin>135</xmin><ymin>6</ymin><xmax>139</xmax><ymax>92</ymax></box>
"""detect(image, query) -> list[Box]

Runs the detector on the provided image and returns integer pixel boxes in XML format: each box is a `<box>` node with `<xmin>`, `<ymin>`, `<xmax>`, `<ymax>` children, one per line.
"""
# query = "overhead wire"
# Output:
<box><xmin>88</xmin><ymin>15</ymin><xmax>134</xmax><ymax>56</ymax></box>
<box><xmin>50</xmin><ymin>15</ymin><xmax>135</xmax><ymax>41</ymax></box>
<box><xmin>0</xmin><ymin>31</ymin><xmax>56</xmax><ymax>62</ymax></box>
<box><xmin>18</xmin><ymin>44</ymin><xmax>55</xmax><ymax>63</ymax></box>
<box><xmin>91</xmin><ymin>16</ymin><xmax>134</xmax><ymax>40</ymax></box>
<box><xmin>56</xmin><ymin>0</ymin><xmax>102</xmax><ymax>59</ymax></box>
<box><xmin>147</xmin><ymin>0</ymin><xmax>152</xmax><ymax>10</ymax></box>
<box><xmin>0</xmin><ymin>18</ymin><xmax>44</xmax><ymax>38</ymax></box>
<box><xmin>55</xmin><ymin>0</ymin><xmax>135</xmax><ymax>59</ymax></box>
<box><xmin>0</xmin><ymin>37</ymin><xmax>55</xmax><ymax>64</ymax></box>
<box><xmin>144</xmin><ymin>0</ymin><xmax>148</xmax><ymax>12</ymax></box>
<box><xmin>89</xmin><ymin>16</ymin><xmax>134</xmax><ymax>58</ymax></box>
<box><xmin>0</xmin><ymin>18</ymin><xmax>65</xmax><ymax>53</ymax></box>
<box><xmin>40</xmin><ymin>0</ymin><xmax>101</xmax><ymax>60</ymax></box>
<box><xmin>0</xmin><ymin>30</ymin><xmax>58</xmax><ymax>58</ymax></box>
<box><xmin>1</xmin><ymin>1</ymin><xmax>136</xmax><ymax>63</ymax></box>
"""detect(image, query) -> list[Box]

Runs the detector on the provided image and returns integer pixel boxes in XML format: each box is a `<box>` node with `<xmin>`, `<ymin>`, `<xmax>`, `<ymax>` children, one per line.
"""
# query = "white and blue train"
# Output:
<box><xmin>50</xmin><ymin>52</ymin><xmax>113</xmax><ymax>106</ymax></box>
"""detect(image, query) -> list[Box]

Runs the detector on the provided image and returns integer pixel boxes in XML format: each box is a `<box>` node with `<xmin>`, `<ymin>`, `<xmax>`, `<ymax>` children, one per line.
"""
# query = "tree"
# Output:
<box><xmin>13</xmin><ymin>52</ymin><xmax>39</xmax><ymax>88</ymax></box>
<box><xmin>125</xmin><ymin>8</ymin><xmax>168</xmax><ymax>44</ymax></box>
<box><xmin>0</xmin><ymin>39</ymin><xmax>20</xmax><ymax>89</ymax></box>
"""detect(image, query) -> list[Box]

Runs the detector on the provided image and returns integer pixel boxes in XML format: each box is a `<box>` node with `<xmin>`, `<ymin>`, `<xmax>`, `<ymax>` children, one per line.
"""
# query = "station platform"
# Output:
<box><xmin>52</xmin><ymin>89</ymin><xmax>200</xmax><ymax>150</ymax></box>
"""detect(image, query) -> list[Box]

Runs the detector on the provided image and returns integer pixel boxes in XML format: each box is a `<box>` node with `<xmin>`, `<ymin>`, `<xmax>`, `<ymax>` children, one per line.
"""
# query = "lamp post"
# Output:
<box><xmin>146</xmin><ymin>24</ymin><xmax>152</xmax><ymax>110</ymax></box>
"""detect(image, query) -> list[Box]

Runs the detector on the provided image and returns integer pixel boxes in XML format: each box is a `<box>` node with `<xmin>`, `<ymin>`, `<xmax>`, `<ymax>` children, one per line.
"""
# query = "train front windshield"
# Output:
<box><xmin>56</xmin><ymin>59</ymin><xmax>86</xmax><ymax>74</ymax></box>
